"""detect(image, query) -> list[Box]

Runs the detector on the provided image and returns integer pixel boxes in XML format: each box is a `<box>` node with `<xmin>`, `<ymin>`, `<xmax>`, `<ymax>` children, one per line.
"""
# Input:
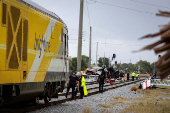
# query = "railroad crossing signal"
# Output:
<box><xmin>112</xmin><ymin>54</ymin><xmax>116</xmax><ymax>60</ymax></box>
<box><xmin>113</xmin><ymin>54</ymin><xmax>116</xmax><ymax>58</ymax></box>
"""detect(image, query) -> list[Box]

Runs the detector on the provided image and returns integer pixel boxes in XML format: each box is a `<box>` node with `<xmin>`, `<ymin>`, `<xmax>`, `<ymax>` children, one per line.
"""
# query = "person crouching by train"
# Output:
<box><xmin>136</xmin><ymin>73</ymin><xmax>139</xmax><ymax>80</ymax></box>
<box><xmin>75</xmin><ymin>73</ymin><xmax>88</xmax><ymax>99</ymax></box>
<box><xmin>66</xmin><ymin>71</ymin><xmax>79</xmax><ymax>100</ymax></box>
<box><xmin>97</xmin><ymin>70</ymin><xmax>106</xmax><ymax>93</ymax></box>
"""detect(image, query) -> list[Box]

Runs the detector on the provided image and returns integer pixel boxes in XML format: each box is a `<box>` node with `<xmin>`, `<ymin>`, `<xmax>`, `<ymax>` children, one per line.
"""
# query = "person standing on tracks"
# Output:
<box><xmin>66</xmin><ymin>71</ymin><xmax>79</xmax><ymax>100</ymax></box>
<box><xmin>132</xmin><ymin>72</ymin><xmax>136</xmax><ymax>81</ymax></box>
<box><xmin>127</xmin><ymin>72</ymin><xmax>130</xmax><ymax>81</ymax></box>
<box><xmin>97</xmin><ymin>70</ymin><xmax>106</xmax><ymax>93</ymax></box>
<box><xmin>75</xmin><ymin>73</ymin><xmax>88</xmax><ymax>99</ymax></box>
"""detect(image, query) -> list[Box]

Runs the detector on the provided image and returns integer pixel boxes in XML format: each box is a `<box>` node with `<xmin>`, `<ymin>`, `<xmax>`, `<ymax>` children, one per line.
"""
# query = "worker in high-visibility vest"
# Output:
<box><xmin>132</xmin><ymin>72</ymin><xmax>136</xmax><ymax>81</ymax></box>
<box><xmin>75</xmin><ymin>73</ymin><xmax>88</xmax><ymax>99</ymax></box>
<box><xmin>136</xmin><ymin>73</ymin><xmax>139</xmax><ymax>80</ymax></box>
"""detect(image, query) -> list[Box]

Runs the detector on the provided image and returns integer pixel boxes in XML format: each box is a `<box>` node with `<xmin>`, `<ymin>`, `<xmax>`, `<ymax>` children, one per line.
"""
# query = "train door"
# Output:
<box><xmin>63</xmin><ymin>28</ymin><xmax>68</xmax><ymax>73</ymax></box>
<box><xmin>21</xmin><ymin>19</ymin><xmax>28</xmax><ymax>82</ymax></box>
<box><xmin>4</xmin><ymin>1</ymin><xmax>29</xmax><ymax>83</ymax></box>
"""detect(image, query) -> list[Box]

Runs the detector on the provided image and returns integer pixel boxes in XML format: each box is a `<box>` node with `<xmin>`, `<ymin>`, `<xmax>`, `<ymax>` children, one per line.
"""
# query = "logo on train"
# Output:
<box><xmin>34</xmin><ymin>33</ymin><xmax>51</xmax><ymax>58</ymax></box>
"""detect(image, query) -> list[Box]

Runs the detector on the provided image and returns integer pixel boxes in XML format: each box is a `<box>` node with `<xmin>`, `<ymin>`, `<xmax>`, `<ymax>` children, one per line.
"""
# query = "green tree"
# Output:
<box><xmin>98</xmin><ymin>57</ymin><xmax>110</xmax><ymax>67</ymax></box>
<box><xmin>117</xmin><ymin>63</ymin><xmax>122</xmax><ymax>70</ymax></box>
<box><xmin>69</xmin><ymin>55</ymin><xmax>89</xmax><ymax>71</ymax></box>
<box><xmin>113</xmin><ymin>60</ymin><xmax>153</xmax><ymax>74</ymax></box>
<box><xmin>81</xmin><ymin>55</ymin><xmax>89</xmax><ymax>70</ymax></box>
<box><xmin>121</xmin><ymin>63</ymin><xmax>136</xmax><ymax>73</ymax></box>
<box><xmin>136</xmin><ymin>60</ymin><xmax>152</xmax><ymax>74</ymax></box>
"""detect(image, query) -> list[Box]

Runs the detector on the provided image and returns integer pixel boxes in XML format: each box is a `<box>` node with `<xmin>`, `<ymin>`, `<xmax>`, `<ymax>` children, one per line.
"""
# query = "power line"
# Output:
<box><xmin>67</xmin><ymin>28</ymin><xmax>87</xmax><ymax>32</ymax></box>
<box><xmin>85</xmin><ymin>0</ymin><xmax>91</xmax><ymax>26</ymax></box>
<box><xmin>84</xmin><ymin>3</ymin><xmax>90</xmax><ymax>26</ymax></box>
<box><xmin>87</xmin><ymin>0</ymin><xmax>154</xmax><ymax>15</ymax></box>
<box><xmin>99</xmin><ymin>43</ymin><xmax>147</xmax><ymax>46</ymax></box>
<box><xmin>127</xmin><ymin>0</ymin><xmax>170</xmax><ymax>9</ymax></box>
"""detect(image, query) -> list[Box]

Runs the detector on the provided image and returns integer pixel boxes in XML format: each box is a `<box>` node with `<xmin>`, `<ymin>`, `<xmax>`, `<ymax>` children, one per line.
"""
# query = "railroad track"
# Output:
<box><xmin>3</xmin><ymin>79</ymin><xmax>144</xmax><ymax>113</ymax></box>
<box><xmin>59</xmin><ymin>81</ymin><xmax>127</xmax><ymax>96</ymax></box>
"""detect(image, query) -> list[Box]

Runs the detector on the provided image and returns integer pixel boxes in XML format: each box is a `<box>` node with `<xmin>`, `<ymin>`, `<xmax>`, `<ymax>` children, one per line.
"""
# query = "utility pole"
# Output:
<box><xmin>96</xmin><ymin>42</ymin><xmax>98</xmax><ymax>66</ymax></box>
<box><xmin>104</xmin><ymin>38</ymin><xmax>106</xmax><ymax>66</ymax></box>
<box><xmin>89</xmin><ymin>26</ymin><xmax>92</xmax><ymax>68</ymax></box>
<box><xmin>138</xmin><ymin>65</ymin><xmax>140</xmax><ymax>74</ymax></box>
<box><xmin>153</xmin><ymin>62</ymin><xmax>155</xmax><ymax>75</ymax></box>
<box><xmin>77</xmin><ymin>0</ymin><xmax>84</xmax><ymax>71</ymax></box>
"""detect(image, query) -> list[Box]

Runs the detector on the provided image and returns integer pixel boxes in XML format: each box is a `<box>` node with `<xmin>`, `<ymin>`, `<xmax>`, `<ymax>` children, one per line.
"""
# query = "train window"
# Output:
<box><xmin>23</xmin><ymin>19</ymin><xmax>28</xmax><ymax>62</ymax></box>
<box><xmin>2</xmin><ymin>3</ymin><xmax>7</xmax><ymax>25</ymax></box>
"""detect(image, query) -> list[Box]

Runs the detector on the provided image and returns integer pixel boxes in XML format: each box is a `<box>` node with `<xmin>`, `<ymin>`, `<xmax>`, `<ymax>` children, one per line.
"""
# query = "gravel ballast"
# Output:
<box><xmin>30</xmin><ymin>82</ymin><xmax>143</xmax><ymax>113</ymax></box>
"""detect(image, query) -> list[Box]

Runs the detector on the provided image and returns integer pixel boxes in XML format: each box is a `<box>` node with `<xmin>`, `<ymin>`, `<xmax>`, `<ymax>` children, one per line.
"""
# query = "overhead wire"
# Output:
<box><xmin>85</xmin><ymin>0</ymin><xmax>91</xmax><ymax>26</ymax></box>
<box><xmin>127</xmin><ymin>0</ymin><xmax>170</xmax><ymax>10</ymax></box>
<box><xmin>87</xmin><ymin>0</ymin><xmax>154</xmax><ymax>14</ymax></box>
<box><xmin>98</xmin><ymin>42</ymin><xmax>148</xmax><ymax>46</ymax></box>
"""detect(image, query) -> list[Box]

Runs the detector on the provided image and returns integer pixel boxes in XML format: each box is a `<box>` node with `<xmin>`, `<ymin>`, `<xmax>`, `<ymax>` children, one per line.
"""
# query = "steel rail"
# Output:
<box><xmin>8</xmin><ymin>79</ymin><xmax>144</xmax><ymax>113</ymax></box>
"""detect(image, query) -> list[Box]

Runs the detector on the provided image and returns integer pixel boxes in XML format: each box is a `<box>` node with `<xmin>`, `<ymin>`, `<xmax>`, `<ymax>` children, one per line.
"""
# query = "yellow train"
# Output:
<box><xmin>0</xmin><ymin>0</ymin><xmax>69</xmax><ymax>105</ymax></box>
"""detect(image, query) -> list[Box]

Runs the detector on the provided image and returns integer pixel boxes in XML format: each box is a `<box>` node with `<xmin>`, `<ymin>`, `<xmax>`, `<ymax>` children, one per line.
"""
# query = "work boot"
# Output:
<box><xmin>71</xmin><ymin>97</ymin><xmax>74</xmax><ymax>101</ymax></box>
<box><xmin>65</xmin><ymin>93</ymin><xmax>68</xmax><ymax>98</ymax></box>
<box><xmin>75</xmin><ymin>90</ymin><xmax>78</xmax><ymax>97</ymax></box>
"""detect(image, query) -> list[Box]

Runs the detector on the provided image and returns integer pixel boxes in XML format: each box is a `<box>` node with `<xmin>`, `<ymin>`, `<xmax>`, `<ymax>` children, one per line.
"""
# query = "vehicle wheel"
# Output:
<box><xmin>44</xmin><ymin>95</ymin><xmax>50</xmax><ymax>103</ymax></box>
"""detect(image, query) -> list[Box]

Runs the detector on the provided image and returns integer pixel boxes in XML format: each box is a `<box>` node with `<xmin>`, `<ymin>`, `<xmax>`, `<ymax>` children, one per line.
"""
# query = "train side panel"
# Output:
<box><xmin>0</xmin><ymin>0</ymin><xmax>68</xmax><ymax>105</ymax></box>
<box><xmin>0</xmin><ymin>0</ymin><xmax>67</xmax><ymax>84</ymax></box>
<box><xmin>0</xmin><ymin>0</ymin><xmax>30</xmax><ymax>84</ymax></box>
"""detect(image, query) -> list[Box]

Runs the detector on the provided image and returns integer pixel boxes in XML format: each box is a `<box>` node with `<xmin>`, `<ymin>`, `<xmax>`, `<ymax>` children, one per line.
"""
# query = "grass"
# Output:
<box><xmin>83</xmin><ymin>106</ymin><xmax>112</xmax><ymax>113</ymax></box>
<box><xmin>130</xmin><ymin>86</ymin><xmax>138</xmax><ymax>91</ymax></box>
<box><xmin>83</xmin><ymin>106</ymin><xmax>91</xmax><ymax>113</ymax></box>
<box><xmin>99</xmin><ymin>104</ymin><xmax>112</xmax><ymax>108</ymax></box>
<box><xmin>99</xmin><ymin>96</ymin><xmax>129</xmax><ymax>109</ymax></box>
<box><xmin>121</xmin><ymin>86</ymin><xmax>170</xmax><ymax>113</ymax></box>
<box><xmin>157</xmin><ymin>85</ymin><xmax>170</xmax><ymax>89</ymax></box>
<box><xmin>97</xmin><ymin>85</ymin><xmax>170</xmax><ymax>113</ymax></box>
<box><xmin>100</xmin><ymin>109</ymin><xmax>112</xmax><ymax>113</ymax></box>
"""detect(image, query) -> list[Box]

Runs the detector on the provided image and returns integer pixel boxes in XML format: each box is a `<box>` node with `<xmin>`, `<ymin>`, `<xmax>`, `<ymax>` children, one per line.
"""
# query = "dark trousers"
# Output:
<box><xmin>136</xmin><ymin>77</ymin><xmax>138</xmax><ymax>80</ymax></box>
<box><xmin>66</xmin><ymin>84</ymin><xmax>75</xmax><ymax>100</ymax></box>
<box><xmin>75</xmin><ymin>87</ymin><xmax>84</xmax><ymax>99</ymax></box>
<box><xmin>132</xmin><ymin>76</ymin><xmax>134</xmax><ymax>81</ymax></box>
<box><xmin>127</xmin><ymin>75</ymin><xmax>129</xmax><ymax>80</ymax></box>
<box><xmin>99</xmin><ymin>82</ymin><xmax>104</xmax><ymax>93</ymax></box>
<box><xmin>79</xmin><ymin>87</ymin><xmax>84</xmax><ymax>98</ymax></box>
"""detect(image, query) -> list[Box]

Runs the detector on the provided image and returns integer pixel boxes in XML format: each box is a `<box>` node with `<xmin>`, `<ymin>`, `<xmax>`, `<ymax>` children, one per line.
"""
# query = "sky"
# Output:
<box><xmin>31</xmin><ymin>0</ymin><xmax>170</xmax><ymax>64</ymax></box>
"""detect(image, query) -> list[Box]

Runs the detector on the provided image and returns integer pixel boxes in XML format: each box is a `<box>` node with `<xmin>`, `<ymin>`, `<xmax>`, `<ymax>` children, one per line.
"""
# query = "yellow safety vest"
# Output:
<box><xmin>81</xmin><ymin>76</ymin><xmax>88</xmax><ymax>96</ymax></box>
<box><xmin>132</xmin><ymin>73</ymin><xmax>136</xmax><ymax>77</ymax></box>
<box><xmin>136</xmin><ymin>74</ymin><xmax>139</xmax><ymax>77</ymax></box>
